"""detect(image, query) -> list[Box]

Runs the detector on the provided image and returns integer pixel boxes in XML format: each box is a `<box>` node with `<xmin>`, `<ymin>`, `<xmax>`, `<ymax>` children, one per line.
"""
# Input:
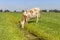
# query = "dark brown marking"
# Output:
<box><xmin>29</xmin><ymin>10</ymin><xmax>33</xmax><ymax>14</ymax></box>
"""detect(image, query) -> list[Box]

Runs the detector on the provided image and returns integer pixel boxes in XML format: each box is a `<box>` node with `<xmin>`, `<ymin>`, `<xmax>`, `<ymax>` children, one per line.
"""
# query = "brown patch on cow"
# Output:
<box><xmin>29</xmin><ymin>10</ymin><xmax>33</xmax><ymax>14</ymax></box>
<box><xmin>22</xmin><ymin>15</ymin><xmax>27</xmax><ymax>22</ymax></box>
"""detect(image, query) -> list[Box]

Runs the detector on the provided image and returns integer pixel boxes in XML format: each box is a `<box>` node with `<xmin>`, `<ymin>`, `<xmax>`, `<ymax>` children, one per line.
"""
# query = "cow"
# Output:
<box><xmin>20</xmin><ymin>8</ymin><xmax>40</xmax><ymax>28</ymax></box>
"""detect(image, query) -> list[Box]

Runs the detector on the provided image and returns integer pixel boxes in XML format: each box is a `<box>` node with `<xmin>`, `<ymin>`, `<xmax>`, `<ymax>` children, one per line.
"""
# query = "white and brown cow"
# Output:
<box><xmin>21</xmin><ymin>8</ymin><xmax>40</xmax><ymax>28</ymax></box>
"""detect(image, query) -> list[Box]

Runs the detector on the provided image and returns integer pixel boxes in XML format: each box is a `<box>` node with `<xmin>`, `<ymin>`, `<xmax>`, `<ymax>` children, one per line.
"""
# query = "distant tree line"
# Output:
<box><xmin>0</xmin><ymin>9</ymin><xmax>10</xmax><ymax>12</ymax></box>
<box><xmin>49</xmin><ymin>9</ymin><xmax>60</xmax><ymax>12</ymax></box>
<box><xmin>0</xmin><ymin>10</ymin><xmax>3</xmax><ymax>12</ymax></box>
<box><xmin>0</xmin><ymin>9</ymin><xmax>60</xmax><ymax>13</ymax></box>
<box><xmin>41</xmin><ymin>9</ymin><xmax>60</xmax><ymax>12</ymax></box>
<box><xmin>41</xmin><ymin>10</ymin><xmax>47</xmax><ymax>12</ymax></box>
<box><xmin>0</xmin><ymin>9</ymin><xmax>25</xmax><ymax>12</ymax></box>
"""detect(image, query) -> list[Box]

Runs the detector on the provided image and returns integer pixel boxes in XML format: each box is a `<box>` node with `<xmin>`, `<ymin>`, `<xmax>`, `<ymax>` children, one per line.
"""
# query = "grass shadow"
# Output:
<box><xmin>28</xmin><ymin>20</ymin><xmax>36</xmax><ymax>23</ymax></box>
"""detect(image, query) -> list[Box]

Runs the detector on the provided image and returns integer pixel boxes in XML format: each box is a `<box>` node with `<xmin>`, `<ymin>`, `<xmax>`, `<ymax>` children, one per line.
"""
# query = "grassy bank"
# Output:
<box><xmin>0</xmin><ymin>12</ymin><xmax>60</xmax><ymax>40</ymax></box>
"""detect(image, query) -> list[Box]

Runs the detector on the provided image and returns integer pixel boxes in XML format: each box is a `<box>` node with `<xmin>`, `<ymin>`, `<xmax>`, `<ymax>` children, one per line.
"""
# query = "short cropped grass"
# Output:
<box><xmin>0</xmin><ymin>12</ymin><xmax>26</xmax><ymax>40</ymax></box>
<box><xmin>25</xmin><ymin>12</ymin><xmax>60</xmax><ymax>40</ymax></box>
<box><xmin>0</xmin><ymin>12</ymin><xmax>60</xmax><ymax>40</ymax></box>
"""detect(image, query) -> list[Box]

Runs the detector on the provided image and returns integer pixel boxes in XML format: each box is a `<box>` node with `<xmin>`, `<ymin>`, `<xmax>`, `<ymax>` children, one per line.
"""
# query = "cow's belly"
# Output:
<box><xmin>28</xmin><ymin>14</ymin><xmax>37</xmax><ymax>18</ymax></box>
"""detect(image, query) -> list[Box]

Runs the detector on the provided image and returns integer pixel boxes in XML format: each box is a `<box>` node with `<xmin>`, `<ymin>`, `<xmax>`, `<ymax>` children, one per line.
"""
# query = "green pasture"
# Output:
<box><xmin>0</xmin><ymin>12</ymin><xmax>60</xmax><ymax>40</ymax></box>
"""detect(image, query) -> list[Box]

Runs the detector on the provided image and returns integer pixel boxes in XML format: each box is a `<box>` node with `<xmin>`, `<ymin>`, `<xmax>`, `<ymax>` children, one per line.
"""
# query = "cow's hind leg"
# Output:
<box><xmin>36</xmin><ymin>17</ymin><xmax>38</xmax><ymax>23</ymax></box>
<box><xmin>36</xmin><ymin>15</ymin><xmax>40</xmax><ymax>23</ymax></box>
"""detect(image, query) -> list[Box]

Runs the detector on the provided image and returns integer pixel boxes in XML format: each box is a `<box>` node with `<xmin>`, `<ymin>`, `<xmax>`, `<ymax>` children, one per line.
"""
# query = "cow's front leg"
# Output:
<box><xmin>36</xmin><ymin>17</ymin><xmax>38</xmax><ymax>23</ymax></box>
<box><xmin>26</xmin><ymin>17</ymin><xmax>29</xmax><ymax>23</ymax></box>
<box><xmin>21</xmin><ymin>20</ymin><xmax>25</xmax><ymax>28</ymax></box>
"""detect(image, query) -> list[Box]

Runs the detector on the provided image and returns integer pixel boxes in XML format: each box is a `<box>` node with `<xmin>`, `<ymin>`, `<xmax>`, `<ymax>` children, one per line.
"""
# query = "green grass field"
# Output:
<box><xmin>0</xmin><ymin>12</ymin><xmax>60</xmax><ymax>40</ymax></box>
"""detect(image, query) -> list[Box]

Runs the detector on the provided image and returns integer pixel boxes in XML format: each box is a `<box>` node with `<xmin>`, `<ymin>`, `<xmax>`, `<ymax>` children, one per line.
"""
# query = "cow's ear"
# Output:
<box><xmin>29</xmin><ymin>10</ymin><xmax>33</xmax><ymax>14</ymax></box>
